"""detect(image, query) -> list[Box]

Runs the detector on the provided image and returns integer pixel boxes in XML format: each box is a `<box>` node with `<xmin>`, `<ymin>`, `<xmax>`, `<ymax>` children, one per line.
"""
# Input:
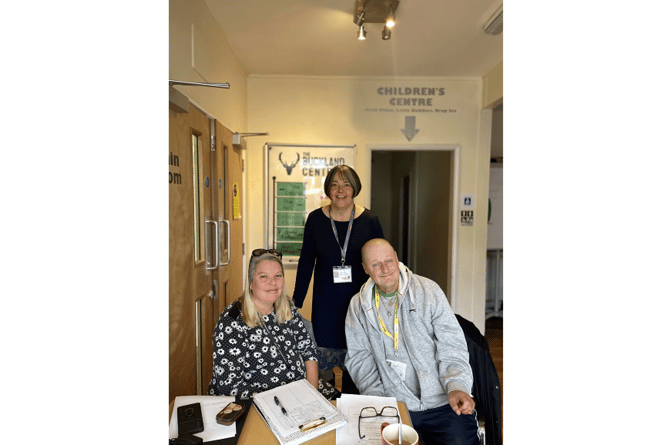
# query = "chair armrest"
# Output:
<box><xmin>332</xmin><ymin>366</ymin><xmax>343</xmax><ymax>392</ymax></box>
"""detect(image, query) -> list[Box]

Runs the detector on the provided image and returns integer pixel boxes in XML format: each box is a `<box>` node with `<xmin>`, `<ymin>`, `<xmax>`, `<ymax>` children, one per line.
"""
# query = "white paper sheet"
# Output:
<box><xmin>335</xmin><ymin>394</ymin><xmax>400</xmax><ymax>445</ymax></box>
<box><xmin>168</xmin><ymin>395</ymin><xmax>237</xmax><ymax>441</ymax></box>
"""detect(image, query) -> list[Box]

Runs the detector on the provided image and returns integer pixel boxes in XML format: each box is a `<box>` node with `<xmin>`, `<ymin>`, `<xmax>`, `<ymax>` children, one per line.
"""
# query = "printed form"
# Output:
<box><xmin>335</xmin><ymin>394</ymin><xmax>400</xmax><ymax>445</ymax></box>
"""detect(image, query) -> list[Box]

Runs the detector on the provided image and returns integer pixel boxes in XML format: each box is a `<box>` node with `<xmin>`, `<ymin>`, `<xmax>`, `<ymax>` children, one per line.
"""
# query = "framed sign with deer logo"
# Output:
<box><xmin>264</xmin><ymin>143</ymin><xmax>356</xmax><ymax>263</ymax></box>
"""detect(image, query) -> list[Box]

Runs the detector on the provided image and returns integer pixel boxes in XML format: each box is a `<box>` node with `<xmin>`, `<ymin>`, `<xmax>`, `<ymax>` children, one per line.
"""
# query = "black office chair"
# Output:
<box><xmin>455</xmin><ymin>314</ymin><xmax>502</xmax><ymax>445</ymax></box>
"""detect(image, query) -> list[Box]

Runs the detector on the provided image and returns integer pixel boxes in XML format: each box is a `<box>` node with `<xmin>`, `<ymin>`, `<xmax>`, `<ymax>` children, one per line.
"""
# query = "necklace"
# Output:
<box><xmin>377</xmin><ymin>286</ymin><xmax>398</xmax><ymax>317</ymax></box>
<box><xmin>380</xmin><ymin>295</ymin><xmax>396</xmax><ymax>317</ymax></box>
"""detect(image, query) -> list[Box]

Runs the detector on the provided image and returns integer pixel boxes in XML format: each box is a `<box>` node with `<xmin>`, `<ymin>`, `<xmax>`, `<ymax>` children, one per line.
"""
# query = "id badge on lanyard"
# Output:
<box><xmin>333</xmin><ymin>265</ymin><xmax>352</xmax><ymax>283</ymax></box>
<box><xmin>330</xmin><ymin>207</ymin><xmax>355</xmax><ymax>284</ymax></box>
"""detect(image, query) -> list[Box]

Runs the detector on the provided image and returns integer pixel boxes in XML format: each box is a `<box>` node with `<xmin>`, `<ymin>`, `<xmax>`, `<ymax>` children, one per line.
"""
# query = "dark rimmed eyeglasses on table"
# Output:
<box><xmin>358</xmin><ymin>406</ymin><xmax>399</xmax><ymax>439</ymax></box>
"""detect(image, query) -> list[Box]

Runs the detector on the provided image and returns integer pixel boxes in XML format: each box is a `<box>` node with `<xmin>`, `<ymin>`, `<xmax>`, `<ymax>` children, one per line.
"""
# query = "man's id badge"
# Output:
<box><xmin>333</xmin><ymin>265</ymin><xmax>352</xmax><ymax>283</ymax></box>
<box><xmin>386</xmin><ymin>359</ymin><xmax>407</xmax><ymax>381</ymax></box>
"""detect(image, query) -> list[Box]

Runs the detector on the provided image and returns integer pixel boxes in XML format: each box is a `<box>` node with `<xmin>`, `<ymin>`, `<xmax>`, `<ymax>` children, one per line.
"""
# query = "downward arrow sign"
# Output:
<box><xmin>401</xmin><ymin>116</ymin><xmax>419</xmax><ymax>141</ymax></box>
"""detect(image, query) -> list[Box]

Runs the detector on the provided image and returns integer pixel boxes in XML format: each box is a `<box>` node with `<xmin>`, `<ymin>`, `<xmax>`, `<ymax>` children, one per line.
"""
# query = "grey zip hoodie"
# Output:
<box><xmin>344</xmin><ymin>262</ymin><xmax>473</xmax><ymax>412</ymax></box>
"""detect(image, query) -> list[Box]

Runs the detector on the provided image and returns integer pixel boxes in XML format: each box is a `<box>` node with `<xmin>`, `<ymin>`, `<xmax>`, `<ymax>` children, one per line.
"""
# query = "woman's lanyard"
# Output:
<box><xmin>329</xmin><ymin>207</ymin><xmax>355</xmax><ymax>283</ymax></box>
<box><xmin>374</xmin><ymin>286</ymin><xmax>399</xmax><ymax>355</ymax></box>
<box><xmin>329</xmin><ymin>206</ymin><xmax>355</xmax><ymax>266</ymax></box>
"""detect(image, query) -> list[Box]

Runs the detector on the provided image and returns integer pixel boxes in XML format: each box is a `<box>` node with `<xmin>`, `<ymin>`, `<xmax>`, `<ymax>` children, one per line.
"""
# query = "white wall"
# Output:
<box><xmin>169</xmin><ymin>0</ymin><xmax>249</xmax><ymax>131</ymax></box>
<box><xmin>245</xmin><ymin>76</ymin><xmax>492</xmax><ymax>331</ymax></box>
<box><xmin>483</xmin><ymin>62</ymin><xmax>503</xmax><ymax>109</ymax></box>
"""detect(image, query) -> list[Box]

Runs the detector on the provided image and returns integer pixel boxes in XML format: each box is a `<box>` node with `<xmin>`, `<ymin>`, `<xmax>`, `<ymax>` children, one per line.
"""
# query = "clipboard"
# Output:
<box><xmin>252</xmin><ymin>379</ymin><xmax>347</xmax><ymax>445</ymax></box>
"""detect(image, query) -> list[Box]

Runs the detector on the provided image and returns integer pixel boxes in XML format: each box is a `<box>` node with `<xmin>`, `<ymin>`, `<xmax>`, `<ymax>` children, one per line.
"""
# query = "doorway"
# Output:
<box><xmin>370</xmin><ymin>147</ymin><xmax>458</xmax><ymax>306</ymax></box>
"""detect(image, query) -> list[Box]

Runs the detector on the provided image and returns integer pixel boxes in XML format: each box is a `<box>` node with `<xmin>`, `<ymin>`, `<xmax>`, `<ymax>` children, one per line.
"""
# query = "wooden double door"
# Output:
<box><xmin>169</xmin><ymin>101</ymin><xmax>244</xmax><ymax>402</ymax></box>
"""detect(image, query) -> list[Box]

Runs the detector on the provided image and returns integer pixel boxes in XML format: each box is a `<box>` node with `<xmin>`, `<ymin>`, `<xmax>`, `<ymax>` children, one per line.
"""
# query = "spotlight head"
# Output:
<box><xmin>382</xmin><ymin>26</ymin><xmax>391</xmax><ymax>40</ymax></box>
<box><xmin>387</xmin><ymin>0</ymin><xmax>399</xmax><ymax>27</ymax></box>
<box><xmin>357</xmin><ymin>25</ymin><xmax>367</xmax><ymax>40</ymax></box>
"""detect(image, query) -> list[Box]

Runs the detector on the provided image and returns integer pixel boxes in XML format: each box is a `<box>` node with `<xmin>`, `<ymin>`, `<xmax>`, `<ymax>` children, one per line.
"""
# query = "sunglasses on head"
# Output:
<box><xmin>251</xmin><ymin>248</ymin><xmax>283</xmax><ymax>259</ymax></box>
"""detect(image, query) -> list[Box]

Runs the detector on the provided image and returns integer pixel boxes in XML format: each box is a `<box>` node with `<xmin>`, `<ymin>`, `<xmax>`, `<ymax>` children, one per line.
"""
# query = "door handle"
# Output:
<box><xmin>206</xmin><ymin>220</ymin><xmax>219</xmax><ymax>270</ymax></box>
<box><xmin>220</xmin><ymin>219</ymin><xmax>231</xmax><ymax>266</ymax></box>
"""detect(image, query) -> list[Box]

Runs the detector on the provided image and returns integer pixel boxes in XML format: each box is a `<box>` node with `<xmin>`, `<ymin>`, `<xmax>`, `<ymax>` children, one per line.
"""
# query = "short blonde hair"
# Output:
<box><xmin>239</xmin><ymin>253</ymin><xmax>293</xmax><ymax>327</ymax></box>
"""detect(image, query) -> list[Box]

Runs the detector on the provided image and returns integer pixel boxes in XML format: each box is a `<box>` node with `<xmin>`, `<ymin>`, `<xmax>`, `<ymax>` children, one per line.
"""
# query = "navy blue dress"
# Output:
<box><xmin>293</xmin><ymin>208</ymin><xmax>384</xmax><ymax>349</ymax></box>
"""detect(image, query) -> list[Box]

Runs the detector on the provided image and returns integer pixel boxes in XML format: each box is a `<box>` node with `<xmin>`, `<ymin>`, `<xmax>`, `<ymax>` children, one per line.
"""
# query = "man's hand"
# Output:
<box><xmin>448</xmin><ymin>390</ymin><xmax>475</xmax><ymax>415</ymax></box>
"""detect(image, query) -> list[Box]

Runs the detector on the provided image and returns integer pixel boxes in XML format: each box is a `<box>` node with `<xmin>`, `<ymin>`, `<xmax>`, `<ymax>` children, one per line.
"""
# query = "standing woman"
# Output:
<box><xmin>292</xmin><ymin>165</ymin><xmax>384</xmax><ymax>371</ymax></box>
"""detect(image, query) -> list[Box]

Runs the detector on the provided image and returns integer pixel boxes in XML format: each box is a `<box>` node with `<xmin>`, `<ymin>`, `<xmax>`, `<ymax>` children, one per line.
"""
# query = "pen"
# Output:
<box><xmin>299</xmin><ymin>417</ymin><xmax>326</xmax><ymax>432</ymax></box>
<box><xmin>274</xmin><ymin>395</ymin><xmax>288</xmax><ymax>416</ymax></box>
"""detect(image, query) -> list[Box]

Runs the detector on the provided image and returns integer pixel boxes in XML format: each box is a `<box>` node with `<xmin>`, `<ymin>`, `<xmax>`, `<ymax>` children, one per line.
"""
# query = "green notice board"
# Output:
<box><xmin>277</xmin><ymin>212</ymin><xmax>306</xmax><ymax>227</ymax></box>
<box><xmin>275</xmin><ymin>182</ymin><xmax>307</xmax><ymax>258</ymax></box>
<box><xmin>276</xmin><ymin>242</ymin><xmax>303</xmax><ymax>257</ymax></box>
<box><xmin>277</xmin><ymin>182</ymin><xmax>305</xmax><ymax>196</ymax></box>
<box><xmin>276</xmin><ymin>197</ymin><xmax>306</xmax><ymax>212</ymax></box>
<box><xmin>276</xmin><ymin>227</ymin><xmax>304</xmax><ymax>242</ymax></box>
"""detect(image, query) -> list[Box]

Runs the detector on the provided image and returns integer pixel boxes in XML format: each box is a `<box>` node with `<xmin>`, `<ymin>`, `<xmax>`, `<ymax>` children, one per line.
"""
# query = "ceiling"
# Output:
<box><xmin>203</xmin><ymin>0</ymin><xmax>503</xmax><ymax>78</ymax></box>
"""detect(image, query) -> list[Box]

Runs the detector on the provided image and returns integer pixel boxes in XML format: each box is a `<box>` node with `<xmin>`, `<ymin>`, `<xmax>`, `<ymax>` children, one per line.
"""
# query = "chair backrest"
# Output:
<box><xmin>300</xmin><ymin>315</ymin><xmax>318</xmax><ymax>348</ymax></box>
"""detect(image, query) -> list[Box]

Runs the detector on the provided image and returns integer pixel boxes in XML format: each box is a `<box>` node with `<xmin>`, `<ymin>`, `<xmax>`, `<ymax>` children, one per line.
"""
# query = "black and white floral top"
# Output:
<box><xmin>207</xmin><ymin>300</ymin><xmax>339</xmax><ymax>399</ymax></box>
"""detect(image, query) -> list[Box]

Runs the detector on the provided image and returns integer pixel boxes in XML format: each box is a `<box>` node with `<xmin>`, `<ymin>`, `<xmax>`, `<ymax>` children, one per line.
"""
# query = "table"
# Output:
<box><xmin>170</xmin><ymin>399</ymin><xmax>413</xmax><ymax>445</ymax></box>
<box><xmin>238</xmin><ymin>400</ymin><xmax>412</xmax><ymax>445</ymax></box>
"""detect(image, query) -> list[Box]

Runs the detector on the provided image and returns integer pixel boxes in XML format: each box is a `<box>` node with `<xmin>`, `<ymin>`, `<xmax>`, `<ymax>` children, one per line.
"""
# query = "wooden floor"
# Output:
<box><xmin>484</xmin><ymin>316</ymin><xmax>503</xmax><ymax>438</ymax></box>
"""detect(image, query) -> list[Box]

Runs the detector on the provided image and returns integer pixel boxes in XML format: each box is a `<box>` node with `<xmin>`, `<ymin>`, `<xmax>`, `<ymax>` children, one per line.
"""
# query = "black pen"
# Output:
<box><xmin>274</xmin><ymin>395</ymin><xmax>288</xmax><ymax>416</ymax></box>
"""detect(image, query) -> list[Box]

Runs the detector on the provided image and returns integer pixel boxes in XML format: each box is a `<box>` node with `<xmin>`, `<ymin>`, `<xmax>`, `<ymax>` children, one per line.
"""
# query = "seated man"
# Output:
<box><xmin>344</xmin><ymin>239</ymin><xmax>479</xmax><ymax>445</ymax></box>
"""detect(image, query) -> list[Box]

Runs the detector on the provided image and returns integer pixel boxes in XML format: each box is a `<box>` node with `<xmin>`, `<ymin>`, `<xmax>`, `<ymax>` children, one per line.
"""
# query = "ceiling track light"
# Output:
<box><xmin>353</xmin><ymin>0</ymin><xmax>399</xmax><ymax>40</ymax></box>
<box><xmin>357</xmin><ymin>24</ymin><xmax>367</xmax><ymax>40</ymax></box>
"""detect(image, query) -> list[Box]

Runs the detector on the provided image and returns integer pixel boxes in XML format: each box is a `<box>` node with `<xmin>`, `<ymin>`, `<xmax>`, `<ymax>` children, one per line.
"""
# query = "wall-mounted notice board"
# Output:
<box><xmin>265</xmin><ymin>143</ymin><xmax>356</xmax><ymax>264</ymax></box>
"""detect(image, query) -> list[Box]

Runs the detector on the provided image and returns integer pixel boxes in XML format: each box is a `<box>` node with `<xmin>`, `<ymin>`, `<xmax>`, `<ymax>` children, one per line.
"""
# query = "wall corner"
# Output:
<box><xmin>482</xmin><ymin>62</ymin><xmax>503</xmax><ymax>109</ymax></box>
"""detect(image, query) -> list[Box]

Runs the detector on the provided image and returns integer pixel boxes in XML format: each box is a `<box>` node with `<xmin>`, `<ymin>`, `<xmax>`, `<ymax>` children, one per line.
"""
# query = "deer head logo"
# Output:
<box><xmin>279</xmin><ymin>152</ymin><xmax>300</xmax><ymax>175</ymax></box>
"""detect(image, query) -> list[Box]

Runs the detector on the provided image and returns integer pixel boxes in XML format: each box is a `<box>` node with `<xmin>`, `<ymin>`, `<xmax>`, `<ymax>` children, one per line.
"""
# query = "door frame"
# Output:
<box><xmin>367</xmin><ymin>144</ymin><xmax>460</xmax><ymax>312</ymax></box>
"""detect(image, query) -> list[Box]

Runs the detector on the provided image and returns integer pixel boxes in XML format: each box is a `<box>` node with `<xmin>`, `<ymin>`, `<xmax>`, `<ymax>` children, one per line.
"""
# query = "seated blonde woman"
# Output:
<box><xmin>207</xmin><ymin>249</ymin><xmax>339</xmax><ymax>399</ymax></box>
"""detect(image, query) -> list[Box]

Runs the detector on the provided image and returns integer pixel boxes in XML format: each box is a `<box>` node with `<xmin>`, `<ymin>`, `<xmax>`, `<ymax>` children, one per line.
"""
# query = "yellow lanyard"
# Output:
<box><xmin>374</xmin><ymin>286</ymin><xmax>399</xmax><ymax>352</ymax></box>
